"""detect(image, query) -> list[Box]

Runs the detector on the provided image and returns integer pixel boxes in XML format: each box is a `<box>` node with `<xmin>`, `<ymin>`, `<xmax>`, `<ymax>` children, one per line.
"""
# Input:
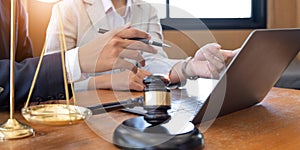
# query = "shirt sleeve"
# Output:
<box><xmin>65</xmin><ymin>47</ymin><xmax>82</xmax><ymax>82</ymax></box>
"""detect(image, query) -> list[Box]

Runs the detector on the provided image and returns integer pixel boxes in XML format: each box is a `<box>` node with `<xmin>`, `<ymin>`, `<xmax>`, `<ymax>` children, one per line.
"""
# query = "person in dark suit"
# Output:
<box><xmin>0</xmin><ymin>0</ymin><xmax>157</xmax><ymax>110</ymax></box>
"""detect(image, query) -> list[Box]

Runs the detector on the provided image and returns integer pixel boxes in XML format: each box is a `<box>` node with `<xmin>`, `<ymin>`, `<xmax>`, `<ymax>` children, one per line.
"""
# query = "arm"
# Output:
<box><xmin>137</xmin><ymin>3</ymin><xmax>176</xmax><ymax>75</ymax></box>
<box><xmin>0</xmin><ymin>26</ymin><xmax>157</xmax><ymax>109</ymax></box>
<box><xmin>0</xmin><ymin>0</ymin><xmax>33</xmax><ymax>62</ymax></box>
<box><xmin>0</xmin><ymin>0</ymin><xmax>158</xmax><ymax>110</ymax></box>
<box><xmin>15</xmin><ymin>0</ymin><xmax>33</xmax><ymax>62</ymax></box>
<box><xmin>89</xmin><ymin>69</ymin><xmax>151</xmax><ymax>91</ymax></box>
<box><xmin>45</xmin><ymin>2</ymin><xmax>78</xmax><ymax>54</ymax></box>
<box><xmin>45</xmin><ymin>1</ymin><xmax>160</xmax><ymax>91</ymax></box>
<box><xmin>0</xmin><ymin>53</ymin><xmax>67</xmax><ymax>110</ymax></box>
<box><xmin>169</xmin><ymin>44</ymin><xmax>239</xmax><ymax>83</ymax></box>
<box><xmin>0</xmin><ymin>0</ymin><xmax>65</xmax><ymax>110</ymax></box>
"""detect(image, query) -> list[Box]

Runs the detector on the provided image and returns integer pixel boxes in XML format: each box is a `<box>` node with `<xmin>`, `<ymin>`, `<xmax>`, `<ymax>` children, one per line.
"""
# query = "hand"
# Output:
<box><xmin>187</xmin><ymin>43</ymin><xmax>226</xmax><ymax>79</ymax></box>
<box><xmin>168</xmin><ymin>43</ymin><xmax>239</xmax><ymax>83</ymax></box>
<box><xmin>220</xmin><ymin>48</ymin><xmax>240</xmax><ymax>65</ymax></box>
<box><xmin>94</xmin><ymin>69</ymin><xmax>152</xmax><ymax>91</ymax></box>
<box><xmin>78</xmin><ymin>26</ymin><xmax>157</xmax><ymax>73</ymax></box>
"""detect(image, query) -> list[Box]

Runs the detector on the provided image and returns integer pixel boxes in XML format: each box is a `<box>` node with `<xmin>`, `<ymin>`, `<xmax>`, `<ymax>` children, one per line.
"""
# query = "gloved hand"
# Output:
<box><xmin>186</xmin><ymin>43</ymin><xmax>238</xmax><ymax>79</ymax></box>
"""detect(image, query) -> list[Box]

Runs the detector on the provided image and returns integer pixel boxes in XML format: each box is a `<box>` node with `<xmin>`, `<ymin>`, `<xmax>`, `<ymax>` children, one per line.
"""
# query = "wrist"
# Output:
<box><xmin>181</xmin><ymin>57</ymin><xmax>199</xmax><ymax>80</ymax></box>
<box><xmin>90</xmin><ymin>75</ymin><xmax>111</xmax><ymax>89</ymax></box>
<box><xmin>78</xmin><ymin>47</ymin><xmax>90</xmax><ymax>73</ymax></box>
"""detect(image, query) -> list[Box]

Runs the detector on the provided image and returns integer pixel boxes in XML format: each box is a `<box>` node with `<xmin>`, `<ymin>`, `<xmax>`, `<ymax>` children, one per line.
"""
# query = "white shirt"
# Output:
<box><xmin>102</xmin><ymin>0</ymin><xmax>131</xmax><ymax>29</ymax></box>
<box><xmin>55</xmin><ymin>0</ymin><xmax>133</xmax><ymax>89</ymax></box>
<box><xmin>65</xmin><ymin>0</ymin><xmax>133</xmax><ymax>84</ymax></box>
<box><xmin>46</xmin><ymin>0</ymin><xmax>179</xmax><ymax>91</ymax></box>
<box><xmin>99</xmin><ymin>0</ymin><xmax>177</xmax><ymax>75</ymax></box>
<box><xmin>45</xmin><ymin>46</ymin><xmax>80</xmax><ymax>82</ymax></box>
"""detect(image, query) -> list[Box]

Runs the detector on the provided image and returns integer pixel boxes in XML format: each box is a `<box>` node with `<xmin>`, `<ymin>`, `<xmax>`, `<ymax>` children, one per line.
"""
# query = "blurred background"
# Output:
<box><xmin>22</xmin><ymin>0</ymin><xmax>300</xmax><ymax>59</ymax></box>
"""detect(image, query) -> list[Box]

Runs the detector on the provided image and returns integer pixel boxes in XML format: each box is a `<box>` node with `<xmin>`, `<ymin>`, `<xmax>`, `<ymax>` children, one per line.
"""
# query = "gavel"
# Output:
<box><xmin>87</xmin><ymin>75</ymin><xmax>203</xmax><ymax>149</ymax></box>
<box><xmin>87</xmin><ymin>75</ymin><xmax>172</xmax><ymax>125</ymax></box>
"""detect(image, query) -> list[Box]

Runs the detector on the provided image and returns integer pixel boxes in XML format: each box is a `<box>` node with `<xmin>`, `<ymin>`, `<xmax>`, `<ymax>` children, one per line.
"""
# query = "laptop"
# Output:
<box><xmin>121</xmin><ymin>28</ymin><xmax>300</xmax><ymax>124</ymax></box>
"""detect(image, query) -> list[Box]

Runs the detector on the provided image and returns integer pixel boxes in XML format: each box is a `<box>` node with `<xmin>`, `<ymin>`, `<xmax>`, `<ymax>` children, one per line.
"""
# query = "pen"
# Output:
<box><xmin>87</xmin><ymin>96</ymin><xmax>144</xmax><ymax>115</ymax></box>
<box><xmin>98</xmin><ymin>28</ymin><xmax>171</xmax><ymax>48</ymax></box>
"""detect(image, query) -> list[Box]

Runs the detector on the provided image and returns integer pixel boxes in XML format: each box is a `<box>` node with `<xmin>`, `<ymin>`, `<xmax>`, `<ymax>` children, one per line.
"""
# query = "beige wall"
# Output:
<box><xmin>24</xmin><ymin>0</ymin><xmax>300</xmax><ymax>57</ymax></box>
<box><xmin>163</xmin><ymin>30</ymin><xmax>252</xmax><ymax>59</ymax></box>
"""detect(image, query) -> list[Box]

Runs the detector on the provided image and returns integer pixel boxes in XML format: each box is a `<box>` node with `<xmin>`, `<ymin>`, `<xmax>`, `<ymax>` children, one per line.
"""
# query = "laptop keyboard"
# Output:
<box><xmin>121</xmin><ymin>78</ymin><xmax>218</xmax><ymax>120</ymax></box>
<box><xmin>121</xmin><ymin>89</ymin><xmax>204</xmax><ymax>120</ymax></box>
<box><xmin>169</xmin><ymin>98</ymin><xmax>203</xmax><ymax>116</ymax></box>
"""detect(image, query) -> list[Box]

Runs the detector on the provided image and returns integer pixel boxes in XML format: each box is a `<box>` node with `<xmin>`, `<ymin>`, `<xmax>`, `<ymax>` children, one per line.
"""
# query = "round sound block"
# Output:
<box><xmin>113</xmin><ymin>116</ymin><xmax>204</xmax><ymax>149</ymax></box>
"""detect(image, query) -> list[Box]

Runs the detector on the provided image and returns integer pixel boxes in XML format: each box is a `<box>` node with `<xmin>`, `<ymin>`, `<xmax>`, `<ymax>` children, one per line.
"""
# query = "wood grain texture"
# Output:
<box><xmin>0</xmin><ymin>87</ymin><xmax>300</xmax><ymax>149</ymax></box>
<box><xmin>200</xmin><ymin>88</ymin><xmax>300</xmax><ymax>150</ymax></box>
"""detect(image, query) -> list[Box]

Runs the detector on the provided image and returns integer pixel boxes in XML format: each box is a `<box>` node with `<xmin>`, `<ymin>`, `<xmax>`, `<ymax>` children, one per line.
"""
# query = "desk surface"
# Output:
<box><xmin>1</xmin><ymin>87</ymin><xmax>300</xmax><ymax>150</ymax></box>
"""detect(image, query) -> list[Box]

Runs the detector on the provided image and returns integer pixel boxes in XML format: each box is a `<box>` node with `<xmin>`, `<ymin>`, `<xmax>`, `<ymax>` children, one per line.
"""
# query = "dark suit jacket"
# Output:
<box><xmin>0</xmin><ymin>0</ymin><xmax>68</xmax><ymax>110</ymax></box>
<box><xmin>0</xmin><ymin>0</ymin><xmax>33</xmax><ymax>62</ymax></box>
<box><xmin>0</xmin><ymin>54</ymin><xmax>67</xmax><ymax>110</ymax></box>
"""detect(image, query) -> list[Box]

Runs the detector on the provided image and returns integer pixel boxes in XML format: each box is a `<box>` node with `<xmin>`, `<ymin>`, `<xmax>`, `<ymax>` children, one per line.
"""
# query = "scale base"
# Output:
<box><xmin>113</xmin><ymin>116</ymin><xmax>204</xmax><ymax>149</ymax></box>
<box><xmin>0</xmin><ymin>119</ymin><xmax>34</xmax><ymax>140</ymax></box>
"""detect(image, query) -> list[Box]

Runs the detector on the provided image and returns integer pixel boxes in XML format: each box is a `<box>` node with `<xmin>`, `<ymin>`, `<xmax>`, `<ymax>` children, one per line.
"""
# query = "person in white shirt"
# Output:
<box><xmin>45</xmin><ymin>0</ymin><xmax>236</xmax><ymax>92</ymax></box>
<box><xmin>0</xmin><ymin>0</ymin><xmax>157</xmax><ymax>108</ymax></box>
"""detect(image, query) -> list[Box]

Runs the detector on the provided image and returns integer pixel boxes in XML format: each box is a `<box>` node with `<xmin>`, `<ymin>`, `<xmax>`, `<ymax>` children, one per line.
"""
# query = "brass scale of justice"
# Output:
<box><xmin>0</xmin><ymin>1</ymin><xmax>204</xmax><ymax>149</ymax></box>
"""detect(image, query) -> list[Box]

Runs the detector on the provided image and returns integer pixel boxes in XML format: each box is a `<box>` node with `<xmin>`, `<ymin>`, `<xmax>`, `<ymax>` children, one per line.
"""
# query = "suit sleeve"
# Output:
<box><xmin>0</xmin><ymin>53</ymin><xmax>70</xmax><ymax>110</ymax></box>
<box><xmin>0</xmin><ymin>0</ymin><xmax>33</xmax><ymax>62</ymax></box>
<box><xmin>15</xmin><ymin>0</ymin><xmax>33</xmax><ymax>62</ymax></box>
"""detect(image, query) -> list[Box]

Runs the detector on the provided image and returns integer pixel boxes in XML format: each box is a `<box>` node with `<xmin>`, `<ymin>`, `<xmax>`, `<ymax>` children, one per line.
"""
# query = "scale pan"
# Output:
<box><xmin>22</xmin><ymin>104</ymin><xmax>92</xmax><ymax>126</ymax></box>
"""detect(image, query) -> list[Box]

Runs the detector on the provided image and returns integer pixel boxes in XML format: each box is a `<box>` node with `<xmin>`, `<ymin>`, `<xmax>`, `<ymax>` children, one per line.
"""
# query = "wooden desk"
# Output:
<box><xmin>1</xmin><ymin>88</ymin><xmax>300</xmax><ymax>150</ymax></box>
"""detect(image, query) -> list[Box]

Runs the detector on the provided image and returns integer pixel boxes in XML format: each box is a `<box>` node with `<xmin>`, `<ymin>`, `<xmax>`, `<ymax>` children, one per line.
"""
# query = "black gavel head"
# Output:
<box><xmin>143</xmin><ymin>75</ymin><xmax>171</xmax><ymax>125</ymax></box>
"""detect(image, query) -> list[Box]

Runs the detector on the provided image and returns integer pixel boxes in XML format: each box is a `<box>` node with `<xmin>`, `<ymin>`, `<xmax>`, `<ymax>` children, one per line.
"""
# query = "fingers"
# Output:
<box><xmin>117</xmin><ymin>27</ymin><xmax>151</xmax><ymax>40</ymax></box>
<box><xmin>199</xmin><ymin>43</ymin><xmax>225</xmax><ymax>76</ymax></box>
<box><xmin>220</xmin><ymin>49</ymin><xmax>240</xmax><ymax>65</ymax></box>
<box><xmin>137</xmin><ymin>69</ymin><xmax>152</xmax><ymax>77</ymax></box>
<box><xmin>102</xmin><ymin>28</ymin><xmax>158</xmax><ymax>72</ymax></box>
<box><xmin>110</xmin><ymin>70</ymin><xmax>150</xmax><ymax>91</ymax></box>
<box><xmin>203</xmin><ymin>51</ymin><xmax>225</xmax><ymax>72</ymax></box>
<box><xmin>206</xmin><ymin>60</ymin><xmax>223</xmax><ymax>79</ymax></box>
<box><xmin>128</xmin><ymin>81</ymin><xmax>144</xmax><ymax>91</ymax></box>
<box><xmin>203</xmin><ymin>43</ymin><xmax>223</xmax><ymax>62</ymax></box>
<box><xmin>134</xmin><ymin>69</ymin><xmax>152</xmax><ymax>83</ymax></box>
<box><xmin>119</xmin><ymin>50</ymin><xmax>145</xmax><ymax>66</ymax></box>
<box><xmin>189</xmin><ymin>43</ymin><xmax>227</xmax><ymax>79</ymax></box>
<box><xmin>114</xmin><ymin>28</ymin><xmax>158</xmax><ymax>54</ymax></box>
<box><xmin>111</xmin><ymin>37</ymin><xmax>157</xmax><ymax>54</ymax></box>
<box><xmin>195</xmin><ymin>43</ymin><xmax>222</xmax><ymax>61</ymax></box>
<box><xmin>112</xmin><ymin>58</ymin><xmax>138</xmax><ymax>73</ymax></box>
<box><xmin>189</xmin><ymin>59</ymin><xmax>221</xmax><ymax>79</ymax></box>
<box><xmin>95</xmin><ymin>27</ymin><xmax>157</xmax><ymax>73</ymax></box>
<box><xmin>220</xmin><ymin>49</ymin><xmax>237</xmax><ymax>59</ymax></box>
<box><xmin>129</xmin><ymin>69</ymin><xmax>151</xmax><ymax>91</ymax></box>
<box><xmin>126</xmin><ymin>40</ymin><xmax>158</xmax><ymax>54</ymax></box>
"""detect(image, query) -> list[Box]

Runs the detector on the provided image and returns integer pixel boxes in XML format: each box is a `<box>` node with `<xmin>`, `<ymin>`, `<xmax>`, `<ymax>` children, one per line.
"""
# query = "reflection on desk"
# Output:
<box><xmin>0</xmin><ymin>87</ymin><xmax>300</xmax><ymax>149</ymax></box>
